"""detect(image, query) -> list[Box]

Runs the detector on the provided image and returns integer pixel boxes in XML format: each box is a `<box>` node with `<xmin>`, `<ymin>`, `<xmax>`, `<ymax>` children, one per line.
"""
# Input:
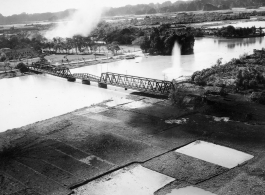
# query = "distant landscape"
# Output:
<box><xmin>0</xmin><ymin>0</ymin><xmax>265</xmax><ymax>25</ymax></box>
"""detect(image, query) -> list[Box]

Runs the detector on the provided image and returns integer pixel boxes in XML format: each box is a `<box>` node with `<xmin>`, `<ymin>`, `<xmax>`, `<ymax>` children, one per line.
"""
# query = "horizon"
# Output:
<box><xmin>0</xmin><ymin>0</ymin><xmax>191</xmax><ymax>17</ymax></box>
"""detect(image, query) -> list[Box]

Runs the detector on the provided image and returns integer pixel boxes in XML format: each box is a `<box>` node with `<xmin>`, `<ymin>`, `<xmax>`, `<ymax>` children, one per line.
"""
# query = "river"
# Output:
<box><xmin>72</xmin><ymin>36</ymin><xmax>265</xmax><ymax>80</ymax></box>
<box><xmin>1</xmin><ymin>26</ymin><xmax>265</xmax><ymax>132</ymax></box>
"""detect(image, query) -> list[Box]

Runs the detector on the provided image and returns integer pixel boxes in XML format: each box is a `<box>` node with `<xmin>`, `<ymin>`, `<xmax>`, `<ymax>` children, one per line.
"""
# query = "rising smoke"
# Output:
<box><xmin>163</xmin><ymin>42</ymin><xmax>183</xmax><ymax>80</ymax></box>
<box><xmin>45</xmin><ymin>2</ymin><xmax>103</xmax><ymax>39</ymax></box>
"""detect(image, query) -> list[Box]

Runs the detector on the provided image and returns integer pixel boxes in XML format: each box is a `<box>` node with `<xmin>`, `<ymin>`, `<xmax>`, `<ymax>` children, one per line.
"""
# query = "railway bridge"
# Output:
<box><xmin>28</xmin><ymin>64</ymin><xmax>174</xmax><ymax>95</ymax></box>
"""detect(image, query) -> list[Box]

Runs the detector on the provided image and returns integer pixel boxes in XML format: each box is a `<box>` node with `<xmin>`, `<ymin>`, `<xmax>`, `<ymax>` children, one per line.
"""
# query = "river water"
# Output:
<box><xmin>72</xmin><ymin>36</ymin><xmax>265</xmax><ymax>80</ymax></box>
<box><xmin>1</xmin><ymin>24</ymin><xmax>265</xmax><ymax>132</ymax></box>
<box><xmin>0</xmin><ymin>75</ymin><xmax>132</xmax><ymax>132</ymax></box>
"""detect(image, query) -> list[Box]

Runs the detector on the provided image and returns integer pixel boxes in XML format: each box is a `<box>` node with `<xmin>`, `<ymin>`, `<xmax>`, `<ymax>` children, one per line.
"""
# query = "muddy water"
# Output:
<box><xmin>1</xmin><ymin>22</ymin><xmax>265</xmax><ymax>132</ymax></box>
<box><xmin>71</xmin><ymin>36</ymin><xmax>265</xmax><ymax>80</ymax></box>
<box><xmin>0</xmin><ymin>74</ymin><xmax>132</xmax><ymax>132</ymax></box>
<box><xmin>175</xmin><ymin>141</ymin><xmax>253</xmax><ymax>169</ymax></box>
<box><xmin>74</xmin><ymin>165</ymin><xmax>174</xmax><ymax>195</ymax></box>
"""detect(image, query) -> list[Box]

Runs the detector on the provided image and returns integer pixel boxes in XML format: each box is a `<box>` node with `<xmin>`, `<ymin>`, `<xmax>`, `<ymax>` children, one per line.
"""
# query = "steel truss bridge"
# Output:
<box><xmin>72</xmin><ymin>73</ymin><xmax>100</xmax><ymax>82</ymax></box>
<box><xmin>28</xmin><ymin>65</ymin><xmax>73</xmax><ymax>78</ymax></box>
<box><xmin>28</xmin><ymin>64</ymin><xmax>174</xmax><ymax>95</ymax></box>
<box><xmin>100</xmin><ymin>72</ymin><xmax>174</xmax><ymax>95</ymax></box>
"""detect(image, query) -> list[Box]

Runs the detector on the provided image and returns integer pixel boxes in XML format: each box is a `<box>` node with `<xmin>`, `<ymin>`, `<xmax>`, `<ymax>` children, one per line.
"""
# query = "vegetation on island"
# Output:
<box><xmin>188</xmin><ymin>49</ymin><xmax>265</xmax><ymax>103</ymax></box>
<box><xmin>139</xmin><ymin>27</ymin><xmax>194</xmax><ymax>55</ymax></box>
<box><xmin>206</xmin><ymin>25</ymin><xmax>264</xmax><ymax>38</ymax></box>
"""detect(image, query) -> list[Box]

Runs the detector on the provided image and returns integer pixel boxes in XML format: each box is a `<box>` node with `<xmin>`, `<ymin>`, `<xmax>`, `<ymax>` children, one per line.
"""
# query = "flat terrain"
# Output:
<box><xmin>0</xmin><ymin>91</ymin><xmax>265</xmax><ymax>195</ymax></box>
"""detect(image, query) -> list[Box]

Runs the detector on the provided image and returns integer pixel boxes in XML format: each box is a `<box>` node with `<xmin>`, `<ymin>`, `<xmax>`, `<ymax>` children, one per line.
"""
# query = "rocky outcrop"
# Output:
<box><xmin>178</xmin><ymin>34</ymin><xmax>195</xmax><ymax>55</ymax></box>
<box><xmin>141</xmin><ymin>27</ymin><xmax>195</xmax><ymax>56</ymax></box>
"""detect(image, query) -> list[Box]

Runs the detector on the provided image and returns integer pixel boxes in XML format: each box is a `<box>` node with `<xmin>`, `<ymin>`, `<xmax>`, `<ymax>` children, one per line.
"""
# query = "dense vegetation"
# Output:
<box><xmin>212</xmin><ymin>25</ymin><xmax>263</xmax><ymax>38</ymax></box>
<box><xmin>139</xmin><ymin>27</ymin><xmax>194</xmax><ymax>55</ymax></box>
<box><xmin>0</xmin><ymin>35</ymin><xmax>45</xmax><ymax>52</ymax></box>
<box><xmin>92</xmin><ymin>22</ymin><xmax>143</xmax><ymax>45</ymax></box>
<box><xmin>191</xmin><ymin>50</ymin><xmax>265</xmax><ymax>91</ymax></box>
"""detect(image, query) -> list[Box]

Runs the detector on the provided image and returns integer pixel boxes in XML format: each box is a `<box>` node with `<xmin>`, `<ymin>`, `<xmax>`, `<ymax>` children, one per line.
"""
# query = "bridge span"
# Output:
<box><xmin>28</xmin><ymin>64</ymin><xmax>174</xmax><ymax>95</ymax></box>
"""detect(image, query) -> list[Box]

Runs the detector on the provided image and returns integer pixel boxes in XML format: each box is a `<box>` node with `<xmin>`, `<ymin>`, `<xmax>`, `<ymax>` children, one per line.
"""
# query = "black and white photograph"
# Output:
<box><xmin>0</xmin><ymin>0</ymin><xmax>265</xmax><ymax>194</ymax></box>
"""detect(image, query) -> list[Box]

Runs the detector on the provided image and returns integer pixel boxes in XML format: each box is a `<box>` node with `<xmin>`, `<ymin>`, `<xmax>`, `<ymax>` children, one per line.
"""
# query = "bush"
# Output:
<box><xmin>194</xmin><ymin>75</ymin><xmax>206</xmax><ymax>86</ymax></box>
<box><xmin>16</xmin><ymin>62</ymin><xmax>29</xmax><ymax>73</ymax></box>
<box><xmin>250</xmin><ymin>91</ymin><xmax>265</xmax><ymax>104</ymax></box>
<box><xmin>249</xmin><ymin>79</ymin><xmax>258</xmax><ymax>89</ymax></box>
<box><xmin>169</xmin><ymin>84</ymin><xmax>190</xmax><ymax>107</ymax></box>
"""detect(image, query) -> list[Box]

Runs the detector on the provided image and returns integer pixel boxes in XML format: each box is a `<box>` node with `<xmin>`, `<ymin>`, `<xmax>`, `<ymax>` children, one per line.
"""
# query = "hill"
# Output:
<box><xmin>0</xmin><ymin>0</ymin><xmax>264</xmax><ymax>25</ymax></box>
<box><xmin>0</xmin><ymin>9</ymin><xmax>77</xmax><ymax>25</ymax></box>
<box><xmin>105</xmin><ymin>0</ymin><xmax>265</xmax><ymax>16</ymax></box>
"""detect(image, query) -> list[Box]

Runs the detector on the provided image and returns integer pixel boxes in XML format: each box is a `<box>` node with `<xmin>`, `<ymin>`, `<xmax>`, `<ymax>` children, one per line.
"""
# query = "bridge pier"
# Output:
<box><xmin>67</xmin><ymin>77</ymin><xmax>76</xmax><ymax>82</ymax></box>
<box><xmin>98</xmin><ymin>82</ymin><xmax>107</xmax><ymax>89</ymax></box>
<box><xmin>82</xmin><ymin>79</ymin><xmax>91</xmax><ymax>85</ymax></box>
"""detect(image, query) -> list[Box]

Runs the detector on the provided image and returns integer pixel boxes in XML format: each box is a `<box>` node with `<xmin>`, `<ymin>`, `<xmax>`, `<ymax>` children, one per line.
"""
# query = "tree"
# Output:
<box><xmin>226</xmin><ymin>25</ymin><xmax>236</xmax><ymax>37</ymax></box>
<box><xmin>0</xmin><ymin>52</ymin><xmax>7</xmax><ymax>62</ymax></box>
<box><xmin>140</xmin><ymin>36</ymin><xmax>151</xmax><ymax>53</ymax></box>
<box><xmin>150</xmin><ymin>35</ymin><xmax>164</xmax><ymax>54</ymax></box>
<box><xmin>107</xmin><ymin>43</ymin><xmax>120</xmax><ymax>55</ymax></box>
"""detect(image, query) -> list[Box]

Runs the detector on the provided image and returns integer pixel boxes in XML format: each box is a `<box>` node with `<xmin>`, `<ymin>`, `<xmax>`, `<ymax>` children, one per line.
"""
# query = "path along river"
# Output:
<box><xmin>1</xmin><ymin>21</ymin><xmax>265</xmax><ymax>132</ymax></box>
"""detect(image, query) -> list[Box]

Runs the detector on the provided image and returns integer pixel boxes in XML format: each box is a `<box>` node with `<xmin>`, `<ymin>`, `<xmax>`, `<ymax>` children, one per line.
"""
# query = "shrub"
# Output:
<box><xmin>16</xmin><ymin>62</ymin><xmax>29</xmax><ymax>73</ymax></box>
<box><xmin>169</xmin><ymin>84</ymin><xmax>190</xmax><ymax>107</ymax></box>
<box><xmin>194</xmin><ymin>75</ymin><xmax>206</xmax><ymax>86</ymax></box>
<box><xmin>249</xmin><ymin>79</ymin><xmax>258</xmax><ymax>89</ymax></box>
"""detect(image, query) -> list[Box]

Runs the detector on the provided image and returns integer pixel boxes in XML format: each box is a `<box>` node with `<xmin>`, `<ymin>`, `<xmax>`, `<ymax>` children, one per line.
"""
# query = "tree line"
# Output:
<box><xmin>214</xmin><ymin>25</ymin><xmax>263</xmax><ymax>38</ymax></box>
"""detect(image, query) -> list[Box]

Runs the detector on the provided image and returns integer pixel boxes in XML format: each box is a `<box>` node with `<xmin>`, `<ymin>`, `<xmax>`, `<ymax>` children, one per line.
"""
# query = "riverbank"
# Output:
<box><xmin>53</xmin><ymin>53</ymin><xmax>141</xmax><ymax>70</ymax></box>
<box><xmin>0</xmin><ymin>70</ymin><xmax>35</xmax><ymax>79</ymax></box>
<box><xmin>203</xmin><ymin>34</ymin><xmax>265</xmax><ymax>39</ymax></box>
<box><xmin>1</xmin><ymin>90</ymin><xmax>265</xmax><ymax>194</ymax></box>
<box><xmin>0</xmin><ymin>52</ymin><xmax>142</xmax><ymax>80</ymax></box>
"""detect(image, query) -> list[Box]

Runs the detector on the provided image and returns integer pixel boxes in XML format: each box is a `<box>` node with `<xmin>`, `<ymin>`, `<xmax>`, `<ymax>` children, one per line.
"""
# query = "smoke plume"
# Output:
<box><xmin>163</xmin><ymin>42</ymin><xmax>183</xmax><ymax>80</ymax></box>
<box><xmin>45</xmin><ymin>3</ymin><xmax>103</xmax><ymax>39</ymax></box>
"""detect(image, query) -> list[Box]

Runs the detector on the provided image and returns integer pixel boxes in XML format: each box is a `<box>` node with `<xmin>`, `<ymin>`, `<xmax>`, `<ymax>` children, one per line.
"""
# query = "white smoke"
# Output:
<box><xmin>45</xmin><ymin>2</ymin><xmax>103</xmax><ymax>39</ymax></box>
<box><xmin>163</xmin><ymin>42</ymin><xmax>183</xmax><ymax>80</ymax></box>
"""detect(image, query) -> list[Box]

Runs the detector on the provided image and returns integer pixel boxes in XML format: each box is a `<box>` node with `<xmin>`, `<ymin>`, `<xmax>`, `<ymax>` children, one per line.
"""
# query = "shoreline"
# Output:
<box><xmin>202</xmin><ymin>34</ymin><xmax>265</xmax><ymax>39</ymax></box>
<box><xmin>0</xmin><ymin>53</ymin><xmax>142</xmax><ymax>80</ymax></box>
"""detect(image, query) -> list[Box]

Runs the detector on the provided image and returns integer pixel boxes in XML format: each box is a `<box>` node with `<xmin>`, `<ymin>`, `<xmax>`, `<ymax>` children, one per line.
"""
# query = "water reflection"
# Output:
<box><xmin>74</xmin><ymin>165</ymin><xmax>174</xmax><ymax>195</ymax></box>
<box><xmin>175</xmin><ymin>140</ymin><xmax>254</xmax><ymax>169</ymax></box>
<box><xmin>211</xmin><ymin>21</ymin><xmax>265</xmax><ymax>29</ymax></box>
<box><xmin>227</xmin><ymin>43</ymin><xmax>236</xmax><ymax>49</ymax></box>
<box><xmin>216</xmin><ymin>37</ymin><xmax>264</xmax><ymax>47</ymax></box>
